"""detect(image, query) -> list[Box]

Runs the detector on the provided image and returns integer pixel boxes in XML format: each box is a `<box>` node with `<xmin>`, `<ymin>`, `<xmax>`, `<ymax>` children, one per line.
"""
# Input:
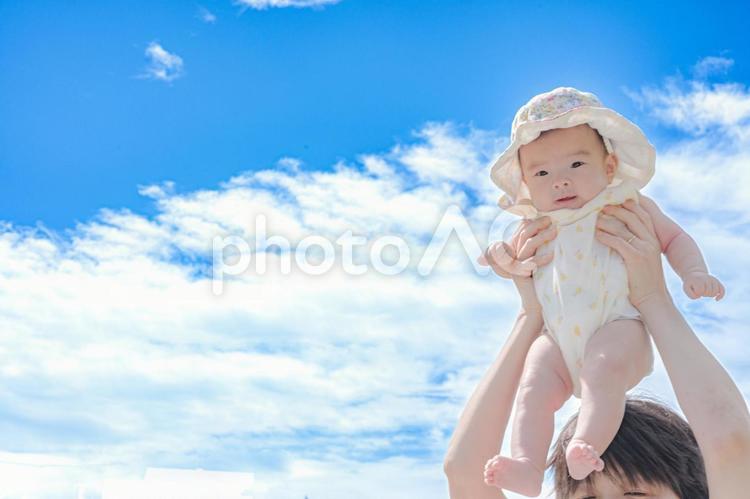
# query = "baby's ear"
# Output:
<box><xmin>605</xmin><ymin>153</ymin><xmax>619</xmax><ymax>180</ymax></box>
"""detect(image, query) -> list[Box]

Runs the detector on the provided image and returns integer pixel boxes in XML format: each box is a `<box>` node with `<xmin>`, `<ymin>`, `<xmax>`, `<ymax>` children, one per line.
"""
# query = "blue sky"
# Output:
<box><xmin>1</xmin><ymin>1</ymin><xmax>750</xmax><ymax>497</ymax></box>
<box><xmin>2</xmin><ymin>0</ymin><xmax>749</xmax><ymax>231</ymax></box>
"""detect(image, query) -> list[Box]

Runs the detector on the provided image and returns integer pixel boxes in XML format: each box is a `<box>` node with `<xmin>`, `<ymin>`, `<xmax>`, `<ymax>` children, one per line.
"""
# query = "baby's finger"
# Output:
<box><xmin>708</xmin><ymin>279</ymin><xmax>719</xmax><ymax>297</ymax></box>
<box><xmin>716</xmin><ymin>281</ymin><xmax>726</xmax><ymax>301</ymax></box>
<box><xmin>682</xmin><ymin>282</ymin><xmax>697</xmax><ymax>300</ymax></box>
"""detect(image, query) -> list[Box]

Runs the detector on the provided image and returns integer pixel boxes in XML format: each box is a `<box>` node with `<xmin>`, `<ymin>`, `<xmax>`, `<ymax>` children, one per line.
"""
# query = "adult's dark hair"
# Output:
<box><xmin>547</xmin><ymin>395</ymin><xmax>708</xmax><ymax>498</ymax></box>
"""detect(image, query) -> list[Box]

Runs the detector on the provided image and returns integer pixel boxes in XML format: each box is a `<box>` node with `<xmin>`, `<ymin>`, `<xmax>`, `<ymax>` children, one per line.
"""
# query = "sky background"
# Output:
<box><xmin>1</xmin><ymin>0</ymin><xmax>749</xmax><ymax>497</ymax></box>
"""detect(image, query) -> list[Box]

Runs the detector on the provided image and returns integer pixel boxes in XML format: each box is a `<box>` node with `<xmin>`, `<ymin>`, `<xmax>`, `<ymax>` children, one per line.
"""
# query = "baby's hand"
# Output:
<box><xmin>682</xmin><ymin>271</ymin><xmax>726</xmax><ymax>301</ymax></box>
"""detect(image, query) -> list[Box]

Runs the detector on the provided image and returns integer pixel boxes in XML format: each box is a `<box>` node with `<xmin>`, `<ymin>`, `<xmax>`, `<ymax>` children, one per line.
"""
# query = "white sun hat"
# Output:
<box><xmin>489</xmin><ymin>87</ymin><xmax>656</xmax><ymax>218</ymax></box>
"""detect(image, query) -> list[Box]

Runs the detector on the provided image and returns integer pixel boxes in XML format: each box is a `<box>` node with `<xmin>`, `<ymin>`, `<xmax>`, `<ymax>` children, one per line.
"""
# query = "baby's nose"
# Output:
<box><xmin>553</xmin><ymin>178</ymin><xmax>571</xmax><ymax>189</ymax></box>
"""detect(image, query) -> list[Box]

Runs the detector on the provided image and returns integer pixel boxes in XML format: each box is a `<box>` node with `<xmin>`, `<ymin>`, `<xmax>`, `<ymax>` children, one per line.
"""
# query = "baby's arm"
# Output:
<box><xmin>637</xmin><ymin>194</ymin><xmax>725</xmax><ymax>300</ymax></box>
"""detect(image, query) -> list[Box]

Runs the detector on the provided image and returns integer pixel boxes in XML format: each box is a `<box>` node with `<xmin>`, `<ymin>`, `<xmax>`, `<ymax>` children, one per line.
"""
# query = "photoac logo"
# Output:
<box><xmin>211</xmin><ymin>205</ymin><xmax>508</xmax><ymax>294</ymax></box>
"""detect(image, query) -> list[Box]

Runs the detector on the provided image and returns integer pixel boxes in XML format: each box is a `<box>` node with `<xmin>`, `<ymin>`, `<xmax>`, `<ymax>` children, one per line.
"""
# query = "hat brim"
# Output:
<box><xmin>489</xmin><ymin>106</ymin><xmax>655</xmax><ymax>213</ymax></box>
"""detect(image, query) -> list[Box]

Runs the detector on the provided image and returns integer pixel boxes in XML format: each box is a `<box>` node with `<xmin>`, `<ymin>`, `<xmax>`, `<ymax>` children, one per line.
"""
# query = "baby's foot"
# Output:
<box><xmin>484</xmin><ymin>454</ymin><xmax>543</xmax><ymax>497</ymax></box>
<box><xmin>565</xmin><ymin>438</ymin><xmax>604</xmax><ymax>480</ymax></box>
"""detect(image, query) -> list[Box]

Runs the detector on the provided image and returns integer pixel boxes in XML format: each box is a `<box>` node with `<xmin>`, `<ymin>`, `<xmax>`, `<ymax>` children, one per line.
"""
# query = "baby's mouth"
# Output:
<box><xmin>556</xmin><ymin>195</ymin><xmax>577</xmax><ymax>203</ymax></box>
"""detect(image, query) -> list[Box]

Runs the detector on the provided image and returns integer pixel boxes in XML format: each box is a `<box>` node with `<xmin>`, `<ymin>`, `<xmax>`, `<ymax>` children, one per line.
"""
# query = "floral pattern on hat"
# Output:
<box><xmin>512</xmin><ymin>88</ymin><xmax>603</xmax><ymax>140</ymax></box>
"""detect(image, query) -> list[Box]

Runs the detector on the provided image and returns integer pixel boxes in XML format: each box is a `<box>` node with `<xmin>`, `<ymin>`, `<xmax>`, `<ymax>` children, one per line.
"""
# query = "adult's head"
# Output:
<box><xmin>547</xmin><ymin>396</ymin><xmax>708</xmax><ymax>498</ymax></box>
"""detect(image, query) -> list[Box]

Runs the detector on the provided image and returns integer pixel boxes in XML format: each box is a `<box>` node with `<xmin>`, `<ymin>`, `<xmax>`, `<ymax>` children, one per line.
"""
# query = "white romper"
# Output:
<box><xmin>531</xmin><ymin>179</ymin><xmax>654</xmax><ymax>398</ymax></box>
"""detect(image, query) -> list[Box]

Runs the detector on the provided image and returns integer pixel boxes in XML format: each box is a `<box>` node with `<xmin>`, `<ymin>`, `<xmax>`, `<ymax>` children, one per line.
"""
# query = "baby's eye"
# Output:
<box><xmin>571</xmin><ymin>161</ymin><xmax>584</xmax><ymax>168</ymax></box>
<box><xmin>535</xmin><ymin>170</ymin><xmax>548</xmax><ymax>177</ymax></box>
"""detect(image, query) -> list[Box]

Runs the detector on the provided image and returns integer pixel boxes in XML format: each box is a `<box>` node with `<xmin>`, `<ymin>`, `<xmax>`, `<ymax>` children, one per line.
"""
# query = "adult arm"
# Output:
<box><xmin>444</xmin><ymin>217</ymin><xmax>557</xmax><ymax>498</ymax></box>
<box><xmin>638</xmin><ymin>296</ymin><xmax>750</xmax><ymax>496</ymax></box>
<box><xmin>443</xmin><ymin>310</ymin><xmax>543</xmax><ymax>499</ymax></box>
<box><xmin>596</xmin><ymin>199</ymin><xmax>750</xmax><ymax>497</ymax></box>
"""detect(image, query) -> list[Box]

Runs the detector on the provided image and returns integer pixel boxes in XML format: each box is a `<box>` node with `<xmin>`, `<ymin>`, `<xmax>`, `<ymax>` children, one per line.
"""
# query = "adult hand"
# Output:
<box><xmin>477</xmin><ymin>216</ymin><xmax>557</xmax><ymax>313</ymax></box>
<box><xmin>594</xmin><ymin>199</ymin><xmax>670</xmax><ymax>309</ymax></box>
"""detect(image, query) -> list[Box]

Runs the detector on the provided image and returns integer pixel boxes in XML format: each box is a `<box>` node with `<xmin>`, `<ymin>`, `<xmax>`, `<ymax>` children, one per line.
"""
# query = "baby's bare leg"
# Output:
<box><xmin>485</xmin><ymin>333</ymin><xmax>573</xmax><ymax>496</ymax></box>
<box><xmin>566</xmin><ymin>319</ymin><xmax>652</xmax><ymax>480</ymax></box>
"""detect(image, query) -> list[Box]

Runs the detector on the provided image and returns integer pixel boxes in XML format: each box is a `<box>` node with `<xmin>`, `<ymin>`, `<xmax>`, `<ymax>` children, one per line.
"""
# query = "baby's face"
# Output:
<box><xmin>518</xmin><ymin>124</ymin><xmax>617</xmax><ymax>212</ymax></box>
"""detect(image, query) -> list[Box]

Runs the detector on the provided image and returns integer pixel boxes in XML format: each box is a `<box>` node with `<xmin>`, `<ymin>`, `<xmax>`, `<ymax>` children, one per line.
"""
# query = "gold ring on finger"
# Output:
<box><xmin>626</xmin><ymin>235</ymin><xmax>636</xmax><ymax>244</ymax></box>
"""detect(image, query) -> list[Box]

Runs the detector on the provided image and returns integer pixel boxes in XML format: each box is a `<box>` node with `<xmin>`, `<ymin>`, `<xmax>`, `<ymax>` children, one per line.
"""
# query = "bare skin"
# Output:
<box><xmin>478</xmin><ymin>126</ymin><xmax>725</xmax><ymax>493</ymax></box>
<box><xmin>444</xmin><ymin>201</ymin><xmax>750</xmax><ymax>498</ymax></box>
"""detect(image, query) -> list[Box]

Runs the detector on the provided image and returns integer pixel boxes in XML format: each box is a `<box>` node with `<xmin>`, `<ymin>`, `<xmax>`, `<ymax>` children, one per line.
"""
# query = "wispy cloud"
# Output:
<box><xmin>137</xmin><ymin>42</ymin><xmax>185</xmax><ymax>83</ymax></box>
<box><xmin>1</xmin><ymin>65</ymin><xmax>748</xmax><ymax>497</ymax></box>
<box><xmin>692</xmin><ymin>55</ymin><xmax>734</xmax><ymax>79</ymax></box>
<box><xmin>196</xmin><ymin>6</ymin><xmax>217</xmax><ymax>24</ymax></box>
<box><xmin>625</xmin><ymin>58</ymin><xmax>750</xmax><ymax>139</ymax></box>
<box><xmin>233</xmin><ymin>0</ymin><xmax>342</xmax><ymax>11</ymax></box>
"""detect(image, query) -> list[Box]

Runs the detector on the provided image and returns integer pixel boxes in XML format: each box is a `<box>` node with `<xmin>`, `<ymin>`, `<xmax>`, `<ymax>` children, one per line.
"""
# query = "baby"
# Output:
<box><xmin>479</xmin><ymin>87</ymin><xmax>725</xmax><ymax>496</ymax></box>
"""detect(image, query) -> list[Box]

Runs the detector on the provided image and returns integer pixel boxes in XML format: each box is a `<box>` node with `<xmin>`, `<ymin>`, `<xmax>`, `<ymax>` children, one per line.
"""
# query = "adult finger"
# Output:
<box><xmin>601</xmin><ymin>203</ymin><xmax>653</xmax><ymax>242</ymax></box>
<box><xmin>517</xmin><ymin>224</ymin><xmax>557</xmax><ymax>262</ymax></box>
<box><xmin>477</xmin><ymin>241</ymin><xmax>505</xmax><ymax>268</ymax></box>
<box><xmin>483</xmin><ymin>241</ymin><xmax>536</xmax><ymax>277</ymax></box>
<box><xmin>627</xmin><ymin>198</ymin><xmax>657</xmax><ymax>236</ymax></box>
<box><xmin>595</xmin><ymin>213</ymin><xmax>636</xmax><ymax>241</ymax></box>
<box><xmin>594</xmin><ymin>228</ymin><xmax>638</xmax><ymax>260</ymax></box>
<box><xmin>515</xmin><ymin>216</ymin><xmax>551</xmax><ymax>250</ymax></box>
<box><xmin>527</xmin><ymin>251</ymin><xmax>555</xmax><ymax>273</ymax></box>
<box><xmin>478</xmin><ymin>242</ymin><xmax>513</xmax><ymax>278</ymax></box>
<box><xmin>617</xmin><ymin>198</ymin><xmax>658</xmax><ymax>244</ymax></box>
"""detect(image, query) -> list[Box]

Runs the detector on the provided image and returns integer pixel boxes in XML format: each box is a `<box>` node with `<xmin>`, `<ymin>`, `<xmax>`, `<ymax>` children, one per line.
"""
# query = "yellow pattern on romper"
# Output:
<box><xmin>530</xmin><ymin>178</ymin><xmax>647</xmax><ymax>398</ymax></box>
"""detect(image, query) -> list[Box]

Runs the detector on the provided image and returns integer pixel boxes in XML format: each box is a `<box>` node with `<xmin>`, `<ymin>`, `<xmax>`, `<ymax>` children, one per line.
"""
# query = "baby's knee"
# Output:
<box><xmin>517</xmin><ymin>367</ymin><xmax>571</xmax><ymax>410</ymax></box>
<box><xmin>579</xmin><ymin>353</ymin><xmax>629</xmax><ymax>389</ymax></box>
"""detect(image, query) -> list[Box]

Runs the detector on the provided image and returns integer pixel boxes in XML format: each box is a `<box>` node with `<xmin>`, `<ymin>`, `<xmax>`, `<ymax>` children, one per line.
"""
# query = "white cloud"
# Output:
<box><xmin>99</xmin><ymin>467</ymin><xmax>254</xmax><ymax>498</ymax></box>
<box><xmin>196</xmin><ymin>6</ymin><xmax>217</xmax><ymax>24</ymax></box>
<box><xmin>625</xmin><ymin>71</ymin><xmax>750</xmax><ymax>138</ymax></box>
<box><xmin>138</xmin><ymin>42</ymin><xmax>185</xmax><ymax>83</ymax></box>
<box><xmin>692</xmin><ymin>55</ymin><xmax>734</xmax><ymax>79</ymax></box>
<box><xmin>138</xmin><ymin>180</ymin><xmax>175</xmax><ymax>200</ymax></box>
<box><xmin>233</xmin><ymin>0</ymin><xmax>341</xmax><ymax>11</ymax></box>
<box><xmin>1</xmin><ymin>68</ymin><xmax>749</xmax><ymax>497</ymax></box>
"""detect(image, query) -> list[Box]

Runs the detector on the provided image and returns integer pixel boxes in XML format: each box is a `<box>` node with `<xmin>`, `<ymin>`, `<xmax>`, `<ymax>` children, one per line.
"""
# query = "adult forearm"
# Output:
<box><xmin>665</xmin><ymin>231</ymin><xmax>708</xmax><ymax>279</ymax></box>
<box><xmin>444</xmin><ymin>309</ymin><xmax>543</xmax><ymax>498</ymax></box>
<box><xmin>638</xmin><ymin>295</ymin><xmax>750</xmax><ymax>449</ymax></box>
